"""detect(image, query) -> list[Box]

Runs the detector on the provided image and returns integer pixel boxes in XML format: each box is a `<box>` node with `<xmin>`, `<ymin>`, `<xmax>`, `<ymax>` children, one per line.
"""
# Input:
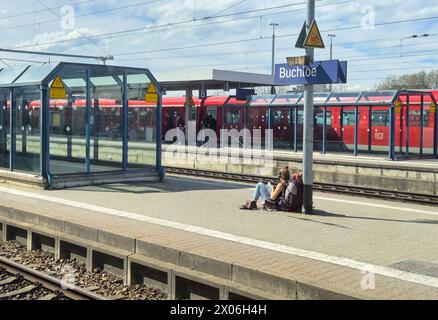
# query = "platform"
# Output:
<box><xmin>1</xmin><ymin>175</ymin><xmax>438</xmax><ymax>299</ymax></box>
<box><xmin>162</xmin><ymin>145</ymin><xmax>438</xmax><ymax>195</ymax></box>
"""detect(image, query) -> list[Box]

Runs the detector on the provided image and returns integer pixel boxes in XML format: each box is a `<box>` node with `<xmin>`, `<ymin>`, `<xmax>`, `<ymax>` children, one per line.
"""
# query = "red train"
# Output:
<box><xmin>7</xmin><ymin>91</ymin><xmax>437</xmax><ymax>155</ymax></box>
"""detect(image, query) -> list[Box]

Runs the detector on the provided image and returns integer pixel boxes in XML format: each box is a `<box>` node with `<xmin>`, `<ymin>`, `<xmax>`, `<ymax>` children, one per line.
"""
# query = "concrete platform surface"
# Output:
<box><xmin>1</xmin><ymin>176</ymin><xmax>438</xmax><ymax>299</ymax></box>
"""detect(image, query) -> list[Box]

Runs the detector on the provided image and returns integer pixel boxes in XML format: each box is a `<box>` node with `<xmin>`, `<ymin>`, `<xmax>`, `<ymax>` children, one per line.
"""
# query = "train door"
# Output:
<box><xmin>370</xmin><ymin>108</ymin><xmax>390</xmax><ymax>155</ymax></box>
<box><xmin>248</xmin><ymin>106</ymin><xmax>268</xmax><ymax>149</ymax></box>
<box><xmin>272</xmin><ymin>107</ymin><xmax>292</xmax><ymax>149</ymax></box>
<box><xmin>223</xmin><ymin>106</ymin><xmax>244</xmax><ymax>147</ymax></box>
<box><xmin>0</xmin><ymin>89</ymin><xmax>10</xmax><ymax>169</ymax></box>
<box><xmin>204</xmin><ymin>106</ymin><xmax>218</xmax><ymax>133</ymax></box>
<box><xmin>341</xmin><ymin>107</ymin><xmax>356</xmax><ymax>152</ymax></box>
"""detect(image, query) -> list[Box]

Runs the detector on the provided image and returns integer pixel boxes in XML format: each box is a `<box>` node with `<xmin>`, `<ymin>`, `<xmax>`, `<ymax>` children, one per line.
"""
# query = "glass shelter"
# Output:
<box><xmin>222</xmin><ymin>90</ymin><xmax>438</xmax><ymax>160</ymax></box>
<box><xmin>0</xmin><ymin>62</ymin><xmax>163</xmax><ymax>188</ymax></box>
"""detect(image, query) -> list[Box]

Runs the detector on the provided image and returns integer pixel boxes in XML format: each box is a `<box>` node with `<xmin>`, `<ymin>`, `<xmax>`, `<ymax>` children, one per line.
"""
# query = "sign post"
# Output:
<box><xmin>303</xmin><ymin>0</ymin><xmax>316</xmax><ymax>215</ymax></box>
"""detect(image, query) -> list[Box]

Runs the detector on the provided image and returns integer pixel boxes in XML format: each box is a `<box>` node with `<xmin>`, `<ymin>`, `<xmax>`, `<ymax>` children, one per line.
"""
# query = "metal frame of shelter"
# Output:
<box><xmin>223</xmin><ymin>90</ymin><xmax>438</xmax><ymax>160</ymax></box>
<box><xmin>0</xmin><ymin>62</ymin><xmax>163</xmax><ymax>188</ymax></box>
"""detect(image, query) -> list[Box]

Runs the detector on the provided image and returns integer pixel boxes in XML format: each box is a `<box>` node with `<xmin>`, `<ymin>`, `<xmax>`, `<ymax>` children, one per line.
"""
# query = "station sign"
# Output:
<box><xmin>275</xmin><ymin>60</ymin><xmax>347</xmax><ymax>85</ymax></box>
<box><xmin>236</xmin><ymin>88</ymin><xmax>255</xmax><ymax>101</ymax></box>
<box><xmin>199</xmin><ymin>89</ymin><xmax>207</xmax><ymax>99</ymax></box>
<box><xmin>145</xmin><ymin>83</ymin><xmax>159</xmax><ymax>103</ymax></box>
<box><xmin>50</xmin><ymin>75</ymin><xmax>67</xmax><ymax>99</ymax></box>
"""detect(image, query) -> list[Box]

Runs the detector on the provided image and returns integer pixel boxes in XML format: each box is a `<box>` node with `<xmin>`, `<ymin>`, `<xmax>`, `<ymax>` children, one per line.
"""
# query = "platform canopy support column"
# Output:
<box><xmin>303</xmin><ymin>0</ymin><xmax>315</xmax><ymax>215</ymax></box>
<box><xmin>405</xmin><ymin>95</ymin><xmax>410</xmax><ymax>158</ymax></box>
<box><xmin>122</xmin><ymin>72</ymin><xmax>128</xmax><ymax>170</ymax></box>
<box><xmin>389</xmin><ymin>104</ymin><xmax>396</xmax><ymax>160</ymax></box>
<box><xmin>9</xmin><ymin>89</ymin><xmax>14</xmax><ymax>172</ymax></box>
<box><xmin>420</xmin><ymin>95</ymin><xmax>424</xmax><ymax>157</ymax></box>
<box><xmin>435</xmin><ymin>100</ymin><xmax>438</xmax><ymax>158</ymax></box>
<box><xmin>354</xmin><ymin>106</ymin><xmax>359</xmax><ymax>157</ymax></box>
<box><xmin>185</xmin><ymin>89</ymin><xmax>193</xmax><ymax>146</ymax></box>
<box><xmin>85</xmin><ymin>69</ymin><xmax>91</xmax><ymax>173</ymax></box>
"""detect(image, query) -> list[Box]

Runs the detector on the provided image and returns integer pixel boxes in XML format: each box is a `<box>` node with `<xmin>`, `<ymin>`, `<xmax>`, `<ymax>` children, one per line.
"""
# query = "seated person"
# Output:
<box><xmin>240</xmin><ymin>167</ymin><xmax>291</xmax><ymax>210</ymax></box>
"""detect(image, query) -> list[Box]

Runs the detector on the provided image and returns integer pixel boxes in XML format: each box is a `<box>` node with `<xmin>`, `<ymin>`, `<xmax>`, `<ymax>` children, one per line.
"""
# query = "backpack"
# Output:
<box><xmin>277</xmin><ymin>180</ymin><xmax>303</xmax><ymax>213</ymax></box>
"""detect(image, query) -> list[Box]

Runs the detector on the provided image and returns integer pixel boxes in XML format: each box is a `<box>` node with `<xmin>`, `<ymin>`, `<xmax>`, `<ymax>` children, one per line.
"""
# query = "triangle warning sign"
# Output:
<box><xmin>303</xmin><ymin>20</ymin><xmax>325</xmax><ymax>49</ymax></box>
<box><xmin>51</xmin><ymin>76</ymin><xmax>65</xmax><ymax>89</ymax></box>
<box><xmin>50</xmin><ymin>75</ymin><xmax>67</xmax><ymax>99</ymax></box>
<box><xmin>145</xmin><ymin>83</ymin><xmax>158</xmax><ymax>103</ymax></box>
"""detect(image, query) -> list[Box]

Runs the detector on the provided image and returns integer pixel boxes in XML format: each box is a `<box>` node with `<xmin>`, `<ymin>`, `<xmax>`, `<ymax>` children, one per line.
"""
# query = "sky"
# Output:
<box><xmin>0</xmin><ymin>0</ymin><xmax>437</xmax><ymax>91</ymax></box>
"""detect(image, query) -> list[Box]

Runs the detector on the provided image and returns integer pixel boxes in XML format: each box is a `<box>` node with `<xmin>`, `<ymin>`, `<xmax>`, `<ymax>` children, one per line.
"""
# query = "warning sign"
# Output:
<box><xmin>395</xmin><ymin>100</ymin><xmax>402</xmax><ymax>113</ymax></box>
<box><xmin>303</xmin><ymin>20</ymin><xmax>325</xmax><ymax>49</ymax></box>
<box><xmin>50</xmin><ymin>75</ymin><xmax>67</xmax><ymax>99</ymax></box>
<box><xmin>145</xmin><ymin>83</ymin><xmax>158</xmax><ymax>103</ymax></box>
<box><xmin>431</xmin><ymin>101</ymin><xmax>436</xmax><ymax>113</ymax></box>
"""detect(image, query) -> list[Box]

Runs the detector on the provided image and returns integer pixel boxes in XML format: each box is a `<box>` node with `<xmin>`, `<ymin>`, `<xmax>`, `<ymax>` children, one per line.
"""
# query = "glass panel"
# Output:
<box><xmin>127</xmin><ymin>73</ymin><xmax>157</xmax><ymax>168</ymax></box>
<box><xmin>0</xmin><ymin>66</ymin><xmax>28</xmax><ymax>86</ymax></box>
<box><xmin>358</xmin><ymin>91</ymin><xmax>397</xmax><ymax>104</ymax></box>
<box><xmin>0</xmin><ymin>89</ymin><xmax>10</xmax><ymax>169</ymax></box>
<box><xmin>49</xmin><ymin>68</ymin><xmax>87</xmax><ymax>175</ymax></box>
<box><xmin>325</xmin><ymin>107</ymin><xmax>344</xmax><ymax>152</ymax></box>
<box><xmin>341</xmin><ymin>107</ymin><xmax>356</xmax><ymax>153</ymax></box>
<box><xmin>327</xmin><ymin>92</ymin><xmax>361</xmax><ymax>104</ymax></box>
<box><xmin>313</xmin><ymin>93</ymin><xmax>331</xmax><ymax>104</ymax></box>
<box><xmin>90</xmin><ymin>75</ymin><xmax>124</xmax><ymax>172</ymax></box>
<box><xmin>14</xmin><ymin>64</ymin><xmax>55</xmax><ymax>85</ymax></box>
<box><xmin>423</xmin><ymin>95</ymin><xmax>435</xmax><ymax>156</ymax></box>
<box><xmin>271</xmin><ymin>93</ymin><xmax>302</xmax><ymax>106</ymax></box>
<box><xmin>13</xmin><ymin>86</ymin><xmax>41</xmax><ymax>173</ymax></box>
<box><xmin>296</xmin><ymin>107</ymin><xmax>304</xmax><ymax>151</ymax></box>
<box><xmin>370</xmin><ymin>108</ymin><xmax>390</xmax><ymax>155</ymax></box>
<box><xmin>357</xmin><ymin>106</ymin><xmax>373</xmax><ymax>154</ymax></box>
<box><xmin>248</xmin><ymin>95</ymin><xmax>275</xmax><ymax>106</ymax></box>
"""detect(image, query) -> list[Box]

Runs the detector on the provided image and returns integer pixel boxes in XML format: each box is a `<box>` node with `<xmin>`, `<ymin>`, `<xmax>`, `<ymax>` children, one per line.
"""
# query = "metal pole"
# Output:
<box><xmin>328</xmin><ymin>34</ymin><xmax>336</xmax><ymax>92</ymax></box>
<box><xmin>9</xmin><ymin>89</ymin><xmax>14</xmax><ymax>171</ymax></box>
<box><xmin>270</xmin><ymin>23</ymin><xmax>279</xmax><ymax>95</ymax></box>
<box><xmin>406</xmin><ymin>95</ymin><xmax>410</xmax><ymax>158</ymax></box>
<box><xmin>122</xmin><ymin>72</ymin><xmax>128</xmax><ymax>170</ymax></box>
<box><xmin>303</xmin><ymin>0</ymin><xmax>315</xmax><ymax>215</ymax></box>
<box><xmin>420</xmin><ymin>95</ymin><xmax>424</xmax><ymax>157</ymax></box>
<box><xmin>85</xmin><ymin>69</ymin><xmax>91</xmax><ymax>173</ymax></box>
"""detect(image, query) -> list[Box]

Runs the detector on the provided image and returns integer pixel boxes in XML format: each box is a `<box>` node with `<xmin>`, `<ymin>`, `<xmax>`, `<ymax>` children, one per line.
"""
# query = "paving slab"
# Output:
<box><xmin>0</xmin><ymin>175</ymin><xmax>438</xmax><ymax>299</ymax></box>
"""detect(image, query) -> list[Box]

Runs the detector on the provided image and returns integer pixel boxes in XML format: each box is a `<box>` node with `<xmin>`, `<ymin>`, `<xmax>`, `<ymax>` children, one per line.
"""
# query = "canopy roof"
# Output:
<box><xmin>227</xmin><ymin>90</ymin><xmax>436</xmax><ymax>107</ymax></box>
<box><xmin>0</xmin><ymin>62</ymin><xmax>156</xmax><ymax>88</ymax></box>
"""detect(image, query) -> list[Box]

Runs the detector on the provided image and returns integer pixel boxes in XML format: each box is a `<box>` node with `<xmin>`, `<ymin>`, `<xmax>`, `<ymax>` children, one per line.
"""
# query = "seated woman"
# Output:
<box><xmin>240</xmin><ymin>166</ymin><xmax>291</xmax><ymax>210</ymax></box>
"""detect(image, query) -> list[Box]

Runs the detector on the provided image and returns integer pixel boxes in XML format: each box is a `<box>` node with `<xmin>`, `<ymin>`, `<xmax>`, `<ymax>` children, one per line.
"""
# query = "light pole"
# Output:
<box><xmin>327</xmin><ymin>34</ymin><xmax>336</xmax><ymax>91</ymax></box>
<box><xmin>270</xmin><ymin>23</ymin><xmax>279</xmax><ymax>94</ymax></box>
<box><xmin>303</xmin><ymin>0</ymin><xmax>315</xmax><ymax>215</ymax></box>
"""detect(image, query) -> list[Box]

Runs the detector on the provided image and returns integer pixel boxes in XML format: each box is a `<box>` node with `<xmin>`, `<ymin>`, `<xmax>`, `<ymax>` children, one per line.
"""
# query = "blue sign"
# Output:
<box><xmin>275</xmin><ymin>60</ymin><xmax>348</xmax><ymax>85</ymax></box>
<box><xmin>236</xmin><ymin>88</ymin><xmax>255</xmax><ymax>101</ymax></box>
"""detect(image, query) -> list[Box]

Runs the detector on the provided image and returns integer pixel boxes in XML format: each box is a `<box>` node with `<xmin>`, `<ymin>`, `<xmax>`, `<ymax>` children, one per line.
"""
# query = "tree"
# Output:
<box><xmin>376</xmin><ymin>70</ymin><xmax>438</xmax><ymax>90</ymax></box>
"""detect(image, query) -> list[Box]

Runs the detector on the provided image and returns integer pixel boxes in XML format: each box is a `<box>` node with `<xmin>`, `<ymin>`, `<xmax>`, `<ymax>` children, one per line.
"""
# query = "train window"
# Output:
<box><xmin>273</xmin><ymin>110</ymin><xmax>290</xmax><ymax>125</ymax></box>
<box><xmin>371</xmin><ymin>110</ymin><xmax>389</xmax><ymax>126</ymax></box>
<box><xmin>297</xmin><ymin>110</ymin><xmax>304</xmax><ymax>125</ymax></box>
<box><xmin>408</xmin><ymin>110</ymin><xmax>430</xmax><ymax>127</ymax></box>
<box><xmin>342</xmin><ymin>111</ymin><xmax>358</xmax><ymax>126</ymax></box>
<box><xmin>225</xmin><ymin>110</ymin><xmax>241</xmax><ymax>124</ymax></box>
<box><xmin>315</xmin><ymin>111</ymin><xmax>332</xmax><ymax>125</ymax></box>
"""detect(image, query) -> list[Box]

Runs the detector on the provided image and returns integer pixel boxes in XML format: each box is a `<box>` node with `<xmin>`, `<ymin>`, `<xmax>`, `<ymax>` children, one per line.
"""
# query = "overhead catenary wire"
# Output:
<box><xmin>12</xmin><ymin>0</ymin><xmax>353</xmax><ymax>50</ymax></box>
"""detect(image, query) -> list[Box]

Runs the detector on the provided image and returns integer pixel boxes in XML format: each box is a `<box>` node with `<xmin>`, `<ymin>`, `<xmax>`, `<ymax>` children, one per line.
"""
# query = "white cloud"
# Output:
<box><xmin>0</xmin><ymin>0</ymin><xmax>437</xmax><ymax>90</ymax></box>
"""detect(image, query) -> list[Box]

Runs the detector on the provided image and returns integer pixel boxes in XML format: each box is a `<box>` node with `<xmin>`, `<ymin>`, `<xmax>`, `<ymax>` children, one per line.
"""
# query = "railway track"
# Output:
<box><xmin>165</xmin><ymin>167</ymin><xmax>438</xmax><ymax>206</ymax></box>
<box><xmin>0</xmin><ymin>257</ymin><xmax>105</xmax><ymax>300</ymax></box>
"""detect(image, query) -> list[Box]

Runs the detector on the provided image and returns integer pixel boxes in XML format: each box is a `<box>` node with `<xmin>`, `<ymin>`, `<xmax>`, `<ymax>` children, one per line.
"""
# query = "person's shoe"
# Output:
<box><xmin>240</xmin><ymin>200</ymin><xmax>257</xmax><ymax>210</ymax></box>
